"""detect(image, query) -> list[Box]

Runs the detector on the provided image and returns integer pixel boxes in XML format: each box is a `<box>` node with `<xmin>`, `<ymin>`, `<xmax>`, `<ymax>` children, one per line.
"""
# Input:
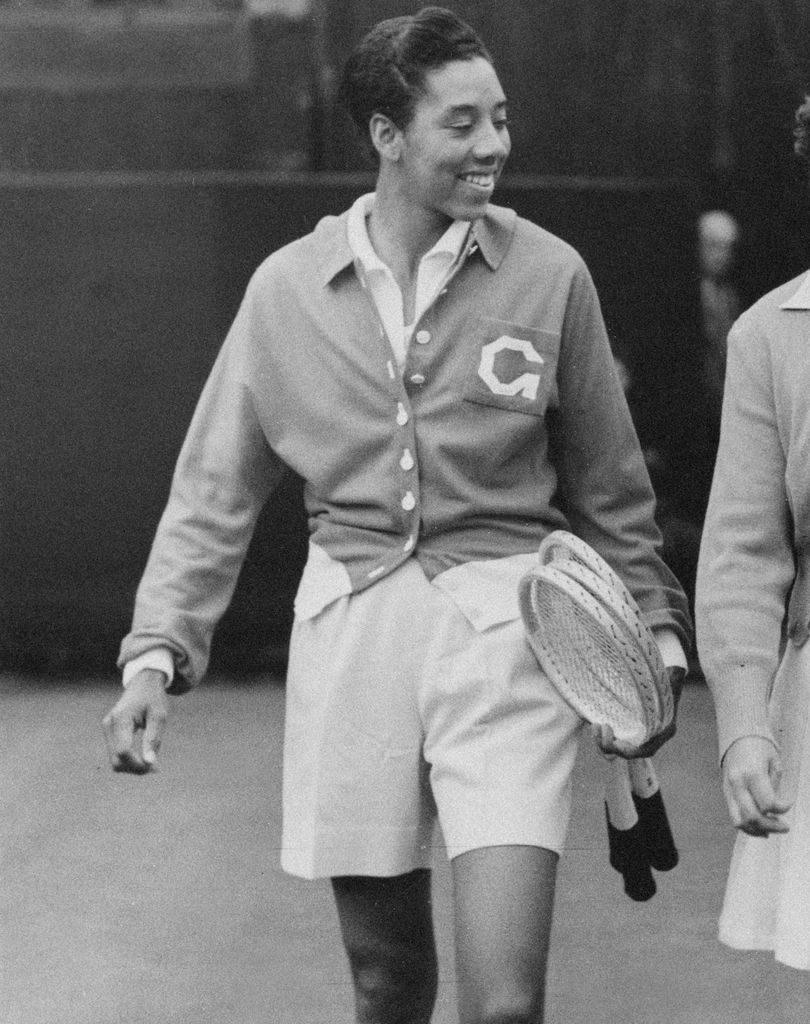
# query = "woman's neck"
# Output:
<box><xmin>369</xmin><ymin>180</ymin><xmax>451</xmax><ymax>283</ymax></box>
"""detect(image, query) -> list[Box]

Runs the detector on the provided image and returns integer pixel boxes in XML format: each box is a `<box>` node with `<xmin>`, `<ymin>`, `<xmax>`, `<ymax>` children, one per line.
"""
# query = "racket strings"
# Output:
<box><xmin>553</xmin><ymin>556</ymin><xmax>669</xmax><ymax>726</ymax></box>
<box><xmin>521</xmin><ymin>580</ymin><xmax>652</xmax><ymax>742</ymax></box>
<box><xmin>520</xmin><ymin>531</ymin><xmax>676</xmax><ymax>746</ymax></box>
<box><xmin>537</xmin><ymin>537</ymin><xmax>673</xmax><ymax>734</ymax></box>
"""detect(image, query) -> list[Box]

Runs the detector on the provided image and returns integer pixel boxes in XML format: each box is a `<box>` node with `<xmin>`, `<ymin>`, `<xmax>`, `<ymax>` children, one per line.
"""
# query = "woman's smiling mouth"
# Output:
<box><xmin>458</xmin><ymin>171</ymin><xmax>496</xmax><ymax>190</ymax></box>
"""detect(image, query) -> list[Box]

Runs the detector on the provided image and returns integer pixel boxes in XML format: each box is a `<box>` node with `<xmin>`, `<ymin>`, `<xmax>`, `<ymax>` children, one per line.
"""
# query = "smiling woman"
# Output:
<box><xmin>338</xmin><ymin>7</ymin><xmax>511</xmax><ymax>301</ymax></box>
<box><xmin>379</xmin><ymin>56</ymin><xmax>509</xmax><ymax>224</ymax></box>
<box><xmin>104</xmin><ymin>7</ymin><xmax>691</xmax><ymax>1024</ymax></box>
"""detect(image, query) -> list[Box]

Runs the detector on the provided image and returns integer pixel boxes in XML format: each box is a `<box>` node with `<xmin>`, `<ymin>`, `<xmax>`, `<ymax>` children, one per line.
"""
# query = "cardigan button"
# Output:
<box><xmin>401</xmin><ymin>491</ymin><xmax>416</xmax><ymax>511</ymax></box>
<box><xmin>400</xmin><ymin>448</ymin><xmax>414</xmax><ymax>471</ymax></box>
<box><xmin>409</xmin><ymin>373</ymin><xmax>426</xmax><ymax>385</ymax></box>
<box><xmin>403</xmin><ymin>535</ymin><xmax>415</xmax><ymax>552</ymax></box>
<box><xmin>415</xmin><ymin>330</ymin><xmax>431</xmax><ymax>345</ymax></box>
<box><xmin>396</xmin><ymin>403</ymin><xmax>409</xmax><ymax>426</ymax></box>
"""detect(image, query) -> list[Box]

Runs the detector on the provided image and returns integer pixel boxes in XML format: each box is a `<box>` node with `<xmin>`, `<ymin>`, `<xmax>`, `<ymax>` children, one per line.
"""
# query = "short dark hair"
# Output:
<box><xmin>794</xmin><ymin>95</ymin><xmax>810</xmax><ymax>180</ymax></box>
<box><xmin>338</xmin><ymin>6</ymin><xmax>492</xmax><ymax>151</ymax></box>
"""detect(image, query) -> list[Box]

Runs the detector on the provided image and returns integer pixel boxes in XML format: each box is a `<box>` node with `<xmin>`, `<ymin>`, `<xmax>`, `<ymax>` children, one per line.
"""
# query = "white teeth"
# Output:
<box><xmin>462</xmin><ymin>173</ymin><xmax>494</xmax><ymax>187</ymax></box>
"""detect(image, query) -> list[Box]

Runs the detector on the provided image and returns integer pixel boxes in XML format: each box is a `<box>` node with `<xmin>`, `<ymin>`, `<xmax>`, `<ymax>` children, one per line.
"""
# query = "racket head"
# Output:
<box><xmin>537</xmin><ymin>531</ymin><xmax>673</xmax><ymax>730</ymax></box>
<box><xmin>518</xmin><ymin>565</ymin><xmax>655</xmax><ymax>747</ymax></box>
<box><xmin>539</xmin><ymin>530</ymin><xmax>629</xmax><ymax>592</ymax></box>
<box><xmin>547</xmin><ymin>558</ymin><xmax>672</xmax><ymax>732</ymax></box>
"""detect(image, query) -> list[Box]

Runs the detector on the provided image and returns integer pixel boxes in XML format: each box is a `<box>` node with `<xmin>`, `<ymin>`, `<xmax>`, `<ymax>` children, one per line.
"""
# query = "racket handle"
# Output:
<box><xmin>605</xmin><ymin>757</ymin><xmax>637</xmax><ymax>831</ymax></box>
<box><xmin>627</xmin><ymin>757</ymin><xmax>658</xmax><ymax>798</ymax></box>
<box><xmin>604</xmin><ymin>760</ymin><xmax>656</xmax><ymax>902</ymax></box>
<box><xmin>628</xmin><ymin>758</ymin><xmax>679</xmax><ymax>872</ymax></box>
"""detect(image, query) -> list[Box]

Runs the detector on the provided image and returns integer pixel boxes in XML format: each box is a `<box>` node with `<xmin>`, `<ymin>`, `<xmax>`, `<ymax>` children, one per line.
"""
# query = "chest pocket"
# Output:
<box><xmin>462</xmin><ymin>317</ymin><xmax>560</xmax><ymax>417</ymax></box>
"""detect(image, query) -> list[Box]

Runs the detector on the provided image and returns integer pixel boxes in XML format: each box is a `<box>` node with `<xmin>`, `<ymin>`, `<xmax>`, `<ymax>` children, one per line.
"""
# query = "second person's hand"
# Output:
<box><xmin>722</xmin><ymin>735</ymin><xmax>792</xmax><ymax>837</ymax></box>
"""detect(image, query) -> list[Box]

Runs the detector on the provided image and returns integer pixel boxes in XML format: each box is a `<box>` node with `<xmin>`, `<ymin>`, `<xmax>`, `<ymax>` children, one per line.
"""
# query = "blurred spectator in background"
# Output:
<box><xmin>698</xmin><ymin>209</ymin><xmax>742</xmax><ymax>418</ymax></box>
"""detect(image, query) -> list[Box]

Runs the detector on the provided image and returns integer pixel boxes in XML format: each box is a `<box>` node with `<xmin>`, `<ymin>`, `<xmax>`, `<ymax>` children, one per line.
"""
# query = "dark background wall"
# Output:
<box><xmin>3</xmin><ymin>0</ymin><xmax>810</xmax><ymax>675</ymax></box>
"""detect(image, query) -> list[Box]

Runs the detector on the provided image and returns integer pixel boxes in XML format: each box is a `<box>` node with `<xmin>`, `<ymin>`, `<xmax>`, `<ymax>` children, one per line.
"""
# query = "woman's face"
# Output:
<box><xmin>396</xmin><ymin>56</ymin><xmax>511</xmax><ymax>225</ymax></box>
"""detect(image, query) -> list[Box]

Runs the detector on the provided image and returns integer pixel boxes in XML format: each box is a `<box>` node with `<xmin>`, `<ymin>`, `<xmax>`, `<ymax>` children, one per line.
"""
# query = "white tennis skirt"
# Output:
<box><xmin>718</xmin><ymin>636</ymin><xmax>810</xmax><ymax>970</ymax></box>
<box><xmin>280</xmin><ymin>558</ymin><xmax>584</xmax><ymax>879</ymax></box>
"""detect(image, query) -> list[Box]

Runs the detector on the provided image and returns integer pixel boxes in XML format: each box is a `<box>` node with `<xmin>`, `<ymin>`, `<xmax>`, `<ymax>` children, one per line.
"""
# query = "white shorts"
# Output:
<box><xmin>281</xmin><ymin>558</ymin><xmax>584</xmax><ymax>879</ymax></box>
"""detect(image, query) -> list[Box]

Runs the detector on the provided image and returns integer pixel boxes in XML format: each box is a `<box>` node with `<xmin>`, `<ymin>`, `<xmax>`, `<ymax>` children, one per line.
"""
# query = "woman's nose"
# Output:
<box><xmin>473</xmin><ymin>121</ymin><xmax>510</xmax><ymax>160</ymax></box>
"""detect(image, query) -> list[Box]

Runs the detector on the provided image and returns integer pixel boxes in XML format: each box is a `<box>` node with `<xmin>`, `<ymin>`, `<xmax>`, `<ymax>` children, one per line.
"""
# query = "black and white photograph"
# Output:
<box><xmin>3</xmin><ymin>2</ymin><xmax>810</xmax><ymax>1021</ymax></box>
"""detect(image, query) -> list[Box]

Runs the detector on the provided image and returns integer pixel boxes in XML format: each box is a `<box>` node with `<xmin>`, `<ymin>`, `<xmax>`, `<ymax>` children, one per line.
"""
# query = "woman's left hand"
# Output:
<box><xmin>593</xmin><ymin>665</ymin><xmax>687</xmax><ymax>760</ymax></box>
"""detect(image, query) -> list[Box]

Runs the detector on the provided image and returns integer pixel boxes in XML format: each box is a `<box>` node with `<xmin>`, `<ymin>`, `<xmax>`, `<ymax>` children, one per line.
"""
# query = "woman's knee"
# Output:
<box><xmin>332</xmin><ymin>871</ymin><xmax>438</xmax><ymax>1023</ymax></box>
<box><xmin>470</xmin><ymin>987</ymin><xmax>545</xmax><ymax>1024</ymax></box>
<box><xmin>452</xmin><ymin>847</ymin><xmax>555</xmax><ymax>1024</ymax></box>
<box><xmin>349</xmin><ymin>947</ymin><xmax>438</xmax><ymax>1023</ymax></box>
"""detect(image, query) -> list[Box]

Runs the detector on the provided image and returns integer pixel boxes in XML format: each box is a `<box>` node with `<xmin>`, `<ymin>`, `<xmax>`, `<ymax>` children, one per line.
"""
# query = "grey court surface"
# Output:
<box><xmin>0</xmin><ymin>675</ymin><xmax>795</xmax><ymax>1023</ymax></box>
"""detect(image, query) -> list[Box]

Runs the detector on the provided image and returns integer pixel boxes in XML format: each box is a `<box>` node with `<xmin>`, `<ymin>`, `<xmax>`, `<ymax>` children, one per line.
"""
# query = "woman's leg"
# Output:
<box><xmin>452</xmin><ymin>845</ymin><xmax>558</xmax><ymax>1024</ymax></box>
<box><xmin>331</xmin><ymin>869</ymin><xmax>438</xmax><ymax>1024</ymax></box>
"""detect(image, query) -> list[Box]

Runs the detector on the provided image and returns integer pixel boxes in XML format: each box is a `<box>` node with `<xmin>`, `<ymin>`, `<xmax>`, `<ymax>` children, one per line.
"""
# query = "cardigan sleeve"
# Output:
<box><xmin>550</xmin><ymin>259</ymin><xmax>693</xmax><ymax>652</ymax></box>
<box><xmin>117</xmin><ymin>286</ymin><xmax>287</xmax><ymax>692</ymax></box>
<box><xmin>695</xmin><ymin>317</ymin><xmax>794</xmax><ymax>761</ymax></box>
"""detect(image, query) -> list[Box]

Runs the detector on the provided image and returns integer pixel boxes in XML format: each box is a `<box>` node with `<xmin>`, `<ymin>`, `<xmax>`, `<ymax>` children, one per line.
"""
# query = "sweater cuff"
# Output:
<box><xmin>122</xmin><ymin>647</ymin><xmax>175</xmax><ymax>689</ymax></box>
<box><xmin>708</xmin><ymin>665</ymin><xmax>776</xmax><ymax>763</ymax></box>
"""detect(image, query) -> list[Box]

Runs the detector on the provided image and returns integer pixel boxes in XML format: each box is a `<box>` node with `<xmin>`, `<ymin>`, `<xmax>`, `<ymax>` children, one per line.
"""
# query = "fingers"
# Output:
<box><xmin>101</xmin><ymin>683</ymin><xmax>168</xmax><ymax>774</ymax></box>
<box><xmin>624</xmin><ymin>721</ymin><xmax>675</xmax><ymax>760</ymax></box>
<box><xmin>723</xmin><ymin>741</ymin><xmax>792</xmax><ymax>837</ymax></box>
<box><xmin>725</xmin><ymin>772</ymin><xmax>792</xmax><ymax>836</ymax></box>
<box><xmin>592</xmin><ymin>723</ymin><xmax>619</xmax><ymax>760</ymax></box>
<box><xmin>592</xmin><ymin>720</ymin><xmax>675</xmax><ymax>761</ymax></box>
<box><xmin>102</xmin><ymin>700</ymin><xmax>142</xmax><ymax>773</ymax></box>
<box><xmin>591</xmin><ymin>666</ymin><xmax>684</xmax><ymax>761</ymax></box>
<box><xmin>726</xmin><ymin>792</ymin><xmax>790</xmax><ymax>836</ymax></box>
<box><xmin>141</xmin><ymin>703</ymin><xmax>167</xmax><ymax>767</ymax></box>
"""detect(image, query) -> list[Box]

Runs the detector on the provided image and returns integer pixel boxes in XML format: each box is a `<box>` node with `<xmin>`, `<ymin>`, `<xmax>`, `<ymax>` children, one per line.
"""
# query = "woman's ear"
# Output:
<box><xmin>369</xmin><ymin>113</ymin><xmax>403</xmax><ymax>163</ymax></box>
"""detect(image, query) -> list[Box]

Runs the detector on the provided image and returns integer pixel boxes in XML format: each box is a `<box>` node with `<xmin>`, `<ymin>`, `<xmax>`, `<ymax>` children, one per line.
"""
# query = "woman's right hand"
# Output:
<box><xmin>102</xmin><ymin>668</ymin><xmax>169</xmax><ymax>773</ymax></box>
<box><xmin>721</xmin><ymin>735</ymin><xmax>793</xmax><ymax>837</ymax></box>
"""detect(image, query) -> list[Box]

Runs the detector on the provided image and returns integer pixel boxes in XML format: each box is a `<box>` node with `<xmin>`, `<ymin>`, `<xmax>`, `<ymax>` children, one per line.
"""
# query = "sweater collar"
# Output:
<box><xmin>316</xmin><ymin>202</ymin><xmax>517</xmax><ymax>286</ymax></box>
<box><xmin>780</xmin><ymin>270</ymin><xmax>810</xmax><ymax>309</ymax></box>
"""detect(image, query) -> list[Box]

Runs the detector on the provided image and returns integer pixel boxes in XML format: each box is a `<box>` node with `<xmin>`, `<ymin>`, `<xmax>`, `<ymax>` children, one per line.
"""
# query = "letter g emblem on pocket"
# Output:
<box><xmin>477</xmin><ymin>336</ymin><xmax>545</xmax><ymax>401</ymax></box>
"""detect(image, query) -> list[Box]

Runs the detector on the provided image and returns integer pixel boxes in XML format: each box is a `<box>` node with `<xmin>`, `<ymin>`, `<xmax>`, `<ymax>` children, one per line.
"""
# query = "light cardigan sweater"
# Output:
<box><xmin>696</xmin><ymin>269</ymin><xmax>810</xmax><ymax>760</ymax></box>
<box><xmin>119</xmin><ymin>202</ymin><xmax>691</xmax><ymax>692</ymax></box>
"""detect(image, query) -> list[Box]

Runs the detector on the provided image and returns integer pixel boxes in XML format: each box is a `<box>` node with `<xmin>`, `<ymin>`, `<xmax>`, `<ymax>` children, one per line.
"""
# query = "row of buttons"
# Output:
<box><xmin>410</xmin><ymin>330</ymin><xmax>429</xmax><ymax>386</ymax></box>
<box><xmin>359</xmin><ymin>273</ymin><xmax>441</xmax><ymax>580</ymax></box>
<box><xmin>397</xmin><ymin>367</ymin><xmax>417</xmax><ymax>517</ymax></box>
<box><xmin>366</xmin><ymin>330</ymin><xmax>430</xmax><ymax>579</ymax></box>
<box><xmin>398</xmin><ymin>399</ymin><xmax>415</xmax><ymax>512</ymax></box>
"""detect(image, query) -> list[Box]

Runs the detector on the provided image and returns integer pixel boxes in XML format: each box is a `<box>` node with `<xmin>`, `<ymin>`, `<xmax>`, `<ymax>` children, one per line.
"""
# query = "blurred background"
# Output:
<box><xmin>3</xmin><ymin>0</ymin><xmax>810</xmax><ymax>678</ymax></box>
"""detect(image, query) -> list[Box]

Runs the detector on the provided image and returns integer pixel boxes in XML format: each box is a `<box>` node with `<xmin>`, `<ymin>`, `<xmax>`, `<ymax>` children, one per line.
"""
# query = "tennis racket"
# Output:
<box><xmin>518</xmin><ymin>530</ymin><xmax>678</xmax><ymax>900</ymax></box>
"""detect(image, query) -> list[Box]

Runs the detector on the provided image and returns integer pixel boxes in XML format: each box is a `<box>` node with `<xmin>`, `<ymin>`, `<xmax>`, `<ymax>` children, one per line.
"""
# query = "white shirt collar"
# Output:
<box><xmin>779</xmin><ymin>271</ymin><xmax>810</xmax><ymax>309</ymax></box>
<box><xmin>346</xmin><ymin>192</ymin><xmax>470</xmax><ymax>278</ymax></box>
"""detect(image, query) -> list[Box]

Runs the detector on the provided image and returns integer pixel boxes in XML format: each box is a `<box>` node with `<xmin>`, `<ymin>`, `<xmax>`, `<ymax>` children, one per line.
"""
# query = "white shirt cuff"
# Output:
<box><xmin>122</xmin><ymin>648</ymin><xmax>175</xmax><ymax>688</ymax></box>
<box><xmin>651</xmin><ymin>628</ymin><xmax>688</xmax><ymax>672</ymax></box>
